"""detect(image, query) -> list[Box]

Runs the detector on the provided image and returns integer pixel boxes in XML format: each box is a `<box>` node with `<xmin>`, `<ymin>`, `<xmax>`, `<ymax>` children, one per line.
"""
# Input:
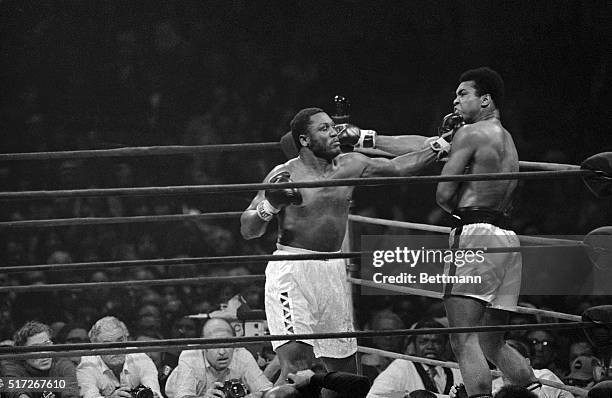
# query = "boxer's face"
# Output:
<box><xmin>453</xmin><ymin>81</ymin><xmax>485</xmax><ymax>123</ymax></box>
<box><xmin>303</xmin><ymin>112</ymin><xmax>341</xmax><ymax>159</ymax></box>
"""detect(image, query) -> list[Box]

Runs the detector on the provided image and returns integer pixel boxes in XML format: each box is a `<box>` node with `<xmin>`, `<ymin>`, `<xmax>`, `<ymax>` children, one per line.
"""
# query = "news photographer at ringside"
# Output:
<box><xmin>0</xmin><ymin>321</ymin><xmax>80</xmax><ymax>398</ymax></box>
<box><xmin>76</xmin><ymin>316</ymin><xmax>162</xmax><ymax>398</ymax></box>
<box><xmin>241</xmin><ymin>107</ymin><xmax>450</xmax><ymax>392</ymax></box>
<box><xmin>164</xmin><ymin>318</ymin><xmax>272</xmax><ymax>398</ymax></box>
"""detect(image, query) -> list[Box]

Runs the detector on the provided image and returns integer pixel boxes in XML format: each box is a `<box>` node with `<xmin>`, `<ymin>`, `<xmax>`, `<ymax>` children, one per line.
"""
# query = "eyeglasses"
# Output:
<box><xmin>529</xmin><ymin>339</ymin><xmax>552</xmax><ymax>347</ymax></box>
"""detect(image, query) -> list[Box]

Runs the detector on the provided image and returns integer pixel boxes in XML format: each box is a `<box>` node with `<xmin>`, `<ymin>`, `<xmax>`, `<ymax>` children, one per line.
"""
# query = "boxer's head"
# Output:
<box><xmin>290</xmin><ymin>108</ymin><xmax>341</xmax><ymax>160</ymax></box>
<box><xmin>455</xmin><ymin>67</ymin><xmax>505</xmax><ymax>122</ymax></box>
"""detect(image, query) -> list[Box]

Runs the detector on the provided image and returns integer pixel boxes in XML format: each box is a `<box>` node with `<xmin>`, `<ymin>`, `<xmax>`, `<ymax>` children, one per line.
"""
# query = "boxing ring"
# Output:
<box><xmin>1</xmin><ymin>141</ymin><xmax>611</xmax><ymax>397</ymax></box>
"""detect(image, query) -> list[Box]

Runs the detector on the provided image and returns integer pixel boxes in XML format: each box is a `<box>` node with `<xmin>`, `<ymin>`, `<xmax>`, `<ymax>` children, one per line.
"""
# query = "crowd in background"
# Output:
<box><xmin>1</xmin><ymin>2</ymin><xmax>611</xmax><ymax>396</ymax></box>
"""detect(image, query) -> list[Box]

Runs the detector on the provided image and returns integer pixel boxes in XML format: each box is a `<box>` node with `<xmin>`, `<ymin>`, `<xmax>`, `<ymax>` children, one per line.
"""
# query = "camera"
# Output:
<box><xmin>130</xmin><ymin>385</ymin><xmax>153</xmax><ymax>398</ymax></box>
<box><xmin>218</xmin><ymin>379</ymin><xmax>248</xmax><ymax>398</ymax></box>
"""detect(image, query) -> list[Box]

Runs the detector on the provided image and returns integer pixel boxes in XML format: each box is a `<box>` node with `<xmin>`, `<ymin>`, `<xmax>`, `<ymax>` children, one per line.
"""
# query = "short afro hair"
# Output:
<box><xmin>459</xmin><ymin>66</ymin><xmax>505</xmax><ymax>109</ymax></box>
<box><xmin>290</xmin><ymin>107</ymin><xmax>325</xmax><ymax>149</ymax></box>
<box><xmin>13</xmin><ymin>321</ymin><xmax>52</xmax><ymax>347</ymax></box>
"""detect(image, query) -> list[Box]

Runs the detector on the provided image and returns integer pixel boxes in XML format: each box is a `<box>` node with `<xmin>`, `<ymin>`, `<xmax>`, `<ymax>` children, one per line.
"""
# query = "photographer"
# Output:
<box><xmin>165</xmin><ymin>318</ymin><xmax>272</xmax><ymax>398</ymax></box>
<box><xmin>76</xmin><ymin>316</ymin><xmax>162</xmax><ymax>398</ymax></box>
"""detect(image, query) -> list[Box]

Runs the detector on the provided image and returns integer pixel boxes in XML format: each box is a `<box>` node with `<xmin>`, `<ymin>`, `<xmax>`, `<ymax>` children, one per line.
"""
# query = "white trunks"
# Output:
<box><xmin>264</xmin><ymin>244</ymin><xmax>357</xmax><ymax>358</ymax></box>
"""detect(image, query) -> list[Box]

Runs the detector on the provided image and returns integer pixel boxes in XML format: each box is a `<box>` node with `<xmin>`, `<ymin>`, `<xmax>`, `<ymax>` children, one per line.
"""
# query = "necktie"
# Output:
<box><xmin>427</xmin><ymin>366</ymin><xmax>439</xmax><ymax>393</ymax></box>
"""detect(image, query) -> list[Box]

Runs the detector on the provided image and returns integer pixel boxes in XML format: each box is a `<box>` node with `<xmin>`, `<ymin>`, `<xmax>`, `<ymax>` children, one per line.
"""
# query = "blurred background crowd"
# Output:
<box><xmin>1</xmin><ymin>0</ymin><xmax>611</xmax><ymax>389</ymax></box>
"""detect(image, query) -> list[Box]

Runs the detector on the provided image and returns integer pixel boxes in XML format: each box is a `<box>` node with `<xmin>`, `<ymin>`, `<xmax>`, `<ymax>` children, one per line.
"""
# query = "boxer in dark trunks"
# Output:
<box><xmin>436</xmin><ymin>67</ymin><xmax>539</xmax><ymax>398</ymax></box>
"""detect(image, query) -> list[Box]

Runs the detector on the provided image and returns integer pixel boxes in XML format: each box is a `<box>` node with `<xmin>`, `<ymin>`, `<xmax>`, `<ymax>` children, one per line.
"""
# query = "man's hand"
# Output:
<box><xmin>265</xmin><ymin>172</ymin><xmax>302</xmax><ymax>210</ymax></box>
<box><xmin>287</xmin><ymin>369</ymin><xmax>315</xmax><ymax>388</ymax></box>
<box><xmin>209</xmin><ymin>294</ymin><xmax>245</xmax><ymax>319</ymax></box>
<box><xmin>449</xmin><ymin>383</ymin><xmax>468</xmax><ymax>398</ymax></box>
<box><xmin>336</xmin><ymin>124</ymin><xmax>376</xmax><ymax>149</ymax></box>
<box><xmin>205</xmin><ymin>382</ymin><xmax>226</xmax><ymax>398</ymax></box>
<box><xmin>109</xmin><ymin>386</ymin><xmax>132</xmax><ymax>398</ymax></box>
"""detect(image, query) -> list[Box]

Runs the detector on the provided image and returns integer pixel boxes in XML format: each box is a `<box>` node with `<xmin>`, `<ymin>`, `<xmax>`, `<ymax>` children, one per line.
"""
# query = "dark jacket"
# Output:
<box><xmin>0</xmin><ymin>358</ymin><xmax>79</xmax><ymax>398</ymax></box>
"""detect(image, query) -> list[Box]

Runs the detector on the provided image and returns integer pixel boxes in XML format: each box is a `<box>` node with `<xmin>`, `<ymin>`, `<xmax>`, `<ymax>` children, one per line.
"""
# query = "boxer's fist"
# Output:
<box><xmin>426</xmin><ymin>112</ymin><xmax>464</xmax><ymax>161</ymax></box>
<box><xmin>438</xmin><ymin>112</ymin><xmax>464</xmax><ymax>136</ymax></box>
<box><xmin>336</xmin><ymin>124</ymin><xmax>376</xmax><ymax>148</ymax></box>
<box><xmin>265</xmin><ymin>171</ymin><xmax>302</xmax><ymax>210</ymax></box>
<box><xmin>425</xmin><ymin>134</ymin><xmax>452</xmax><ymax>161</ymax></box>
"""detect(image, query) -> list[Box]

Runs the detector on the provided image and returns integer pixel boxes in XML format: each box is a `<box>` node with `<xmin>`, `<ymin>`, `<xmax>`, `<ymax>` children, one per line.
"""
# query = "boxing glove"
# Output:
<box><xmin>256</xmin><ymin>171</ymin><xmax>302</xmax><ymax>221</ymax></box>
<box><xmin>335</xmin><ymin>124</ymin><xmax>377</xmax><ymax>149</ymax></box>
<box><xmin>426</xmin><ymin>112</ymin><xmax>464</xmax><ymax>161</ymax></box>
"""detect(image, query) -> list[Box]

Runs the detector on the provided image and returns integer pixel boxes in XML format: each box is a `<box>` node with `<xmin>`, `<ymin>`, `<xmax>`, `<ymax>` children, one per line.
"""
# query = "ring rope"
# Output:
<box><xmin>0</xmin><ymin>253</ymin><xmax>364</xmax><ymax>274</ymax></box>
<box><xmin>2</xmin><ymin>242</ymin><xmax>585</xmax><ymax>275</ymax></box>
<box><xmin>357</xmin><ymin>346</ymin><xmax>588</xmax><ymax>397</ymax></box>
<box><xmin>0</xmin><ymin>322</ymin><xmax>599</xmax><ymax>360</ymax></box>
<box><xmin>348</xmin><ymin>277</ymin><xmax>582</xmax><ymax>322</ymax></box>
<box><xmin>0</xmin><ymin>143</ymin><xmax>588</xmax><ymax>174</ymax></box>
<box><xmin>0</xmin><ymin>143</ymin><xmax>281</xmax><ymax>161</ymax></box>
<box><xmin>0</xmin><ymin>275</ymin><xmax>266</xmax><ymax>293</ymax></box>
<box><xmin>0</xmin><ymin>212</ymin><xmax>584</xmax><ymax>250</ymax></box>
<box><xmin>0</xmin><ymin>170</ymin><xmax>595</xmax><ymax>201</ymax></box>
<box><xmin>0</xmin><ymin>212</ymin><xmax>243</xmax><ymax>228</ymax></box>
<box><xmin>349</xmin><ymin>214</ymin><xmax>584</xmax><ymax>246</ymax></box>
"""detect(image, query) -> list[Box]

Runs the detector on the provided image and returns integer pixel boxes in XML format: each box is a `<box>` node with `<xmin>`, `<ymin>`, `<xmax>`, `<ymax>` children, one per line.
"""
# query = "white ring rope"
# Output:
<box><xmin>348</xmin><ymin>215</ymin><xmax>583</xmax><ymax>246</ymax></box>
<box><xmin>347</xmin><ymin>277</ymin><xmax>582</xmax><ymax>322</ymax></box>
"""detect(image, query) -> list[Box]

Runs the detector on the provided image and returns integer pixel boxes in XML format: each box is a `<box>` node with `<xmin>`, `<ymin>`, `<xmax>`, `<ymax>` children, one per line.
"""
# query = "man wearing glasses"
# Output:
<box><xmin>525</xmin><ymin>330</ymin><xmax>563</xmax><ymax>378</ymax></box>
<box><xmin>76</xmin><ymin>316</ymin><xmax>162</xmax><ymax>398</ymax></box>
<box><xmin>0</xmin><ymin>321</ymin><xmax>80</xmax><ymax>398</ymax></box>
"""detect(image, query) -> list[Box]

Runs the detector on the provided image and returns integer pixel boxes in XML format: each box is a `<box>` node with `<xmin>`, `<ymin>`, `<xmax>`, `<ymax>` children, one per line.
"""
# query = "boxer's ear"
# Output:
<box><xmin>299</xmin><ymin>134</ymin><xmax>309</xmax><ymax>148</ymax></box>
<box><xmin>481</xmin><ymin>93</ymin><xmax>492</xmax><ymax>108</ymax></box>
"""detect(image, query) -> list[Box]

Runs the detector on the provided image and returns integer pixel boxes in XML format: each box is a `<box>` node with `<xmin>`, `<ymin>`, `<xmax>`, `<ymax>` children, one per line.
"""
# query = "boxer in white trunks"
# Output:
<box><xmin>436</xmin><ymin>67</ymin><xmax>540</xmax><ymax>398</ymax></box>
<box><xmin>241</xmin><ymin>107</ymin><xmax>449</xmax><ymax>394</ymax></box>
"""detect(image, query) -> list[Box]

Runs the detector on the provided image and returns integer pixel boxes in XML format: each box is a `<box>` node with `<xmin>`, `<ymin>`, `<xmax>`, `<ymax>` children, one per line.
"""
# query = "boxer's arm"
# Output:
<box><xmin>240</xmin><ymin>189</ymin><xmax>270</xmax><ymax>240</ymax></box>
<box><xmin>351</xmin><ymin>147</ymin><xmax>437</xmax><ymax>178</ymax></box>
<box><xmin>370</xmin><ymin>135</ymin><xmax>430</xmax><ymax>156</ymax></box>
<box><xmin>241</xmin><ymin>166</ymin><xmax>287</xmax><ymax>240</ymax></box>
<box><xmin>436</xmin><ymin>128</ymin><xmax>478</xmax><ymax>213</ymax></box>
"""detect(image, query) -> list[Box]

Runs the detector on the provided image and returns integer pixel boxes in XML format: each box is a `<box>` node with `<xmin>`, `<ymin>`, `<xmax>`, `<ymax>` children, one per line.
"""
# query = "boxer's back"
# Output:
<box><xmin>455</xmin><ymin>119</ymin><xmax>519</xmax><ymax>212</ymax></box>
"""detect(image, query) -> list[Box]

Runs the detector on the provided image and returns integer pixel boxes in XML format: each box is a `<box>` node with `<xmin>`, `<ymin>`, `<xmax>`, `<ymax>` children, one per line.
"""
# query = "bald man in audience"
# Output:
<box><xmin>165</xmin><ymin>318</ymin><xmax>272</xmax><ymax>398</ymax></box>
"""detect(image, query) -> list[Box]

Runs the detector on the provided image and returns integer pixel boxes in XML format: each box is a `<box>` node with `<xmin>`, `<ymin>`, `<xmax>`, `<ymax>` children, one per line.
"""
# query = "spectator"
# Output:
<box><xmin>565</xmin><ymin>355</ymin><xmax>603</xmax><ymax>389</ymax></box>
<box><xmin>568</xmin><ymin>341</ymin><xmax>594</xmax><ymax>364</ymax></box>
<box><xmin>55</xmin><ymin>322</ymin><xmax>90</xmax><ymax>365</ymax></box>
<box><xmin>526</xmin><ymin>330</ymin><xmax>564</xmax><ymax>377</ymax></box>
<box><xmin>367</xmin><ymin>319</ymin><xmax>462</xmax><ymax>398</ymax></box>
<box><xmin>165</xmin><ymin>318</ymin><xmax>272</xmax><ymax>398</ymax></box>
<box><xmin>0</xmin><ymin>321</ymin><xmax>79</xmax><ymax>398</ymax></box>
<box><xmin>360</xmin><ymin>310</ymin><xmax>406</xmax><ymax>381</ymax></box>
<box><xmin>77</xmin><ymin>316</ymin><xmax>162</xmax><ymax>398</ymax></box>
<box><xmin>492</xmin><ymin>339</ymin><xmax>573</xmax><ymax>398</ymax></box>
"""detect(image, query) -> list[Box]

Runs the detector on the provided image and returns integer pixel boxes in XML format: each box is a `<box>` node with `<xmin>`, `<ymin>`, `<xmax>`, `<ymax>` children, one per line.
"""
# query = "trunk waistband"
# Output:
<box><xmin>276</xmin><ymin>243</ymin><xmax>341</xmax><ymax>254</ymax></box>
<box><xmin>452</xmin><ymin>206</ymin><xmax>511</xmax><ymax>230</ymax></box>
